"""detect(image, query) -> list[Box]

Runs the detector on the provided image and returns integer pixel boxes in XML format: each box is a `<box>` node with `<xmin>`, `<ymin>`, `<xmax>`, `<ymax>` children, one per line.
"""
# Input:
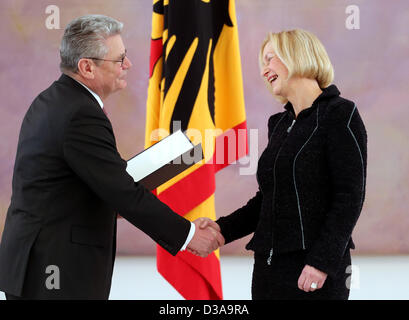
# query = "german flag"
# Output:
<box><xmin>145</xmin><ymin>0</ymin><xmax>247</xmax><ymax>300</ymax></box>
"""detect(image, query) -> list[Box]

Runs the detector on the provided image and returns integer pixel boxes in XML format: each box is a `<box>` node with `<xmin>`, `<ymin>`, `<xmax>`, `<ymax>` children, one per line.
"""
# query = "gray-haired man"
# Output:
<box><xmin>0</xmin><ymin>15</ymin><xmax>223</xmax><ymax>300</ymax></box>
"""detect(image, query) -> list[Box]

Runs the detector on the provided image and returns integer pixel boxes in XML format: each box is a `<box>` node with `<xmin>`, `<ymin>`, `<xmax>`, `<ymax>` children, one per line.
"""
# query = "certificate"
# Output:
<box><xmin>126</xmin><ymin>130</ymin><xmax>203</xmax><ymax>190</ymax></box>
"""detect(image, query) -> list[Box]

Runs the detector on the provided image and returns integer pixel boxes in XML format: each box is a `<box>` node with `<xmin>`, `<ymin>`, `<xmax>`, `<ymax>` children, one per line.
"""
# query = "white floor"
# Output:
<box><xmin>1</xmin><ymin>255</ymin><xmax>408</xmax><ymax>300</ymax></box>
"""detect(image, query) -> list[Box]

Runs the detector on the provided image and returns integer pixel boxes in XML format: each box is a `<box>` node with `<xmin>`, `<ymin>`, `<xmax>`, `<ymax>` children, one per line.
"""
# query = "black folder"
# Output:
<box><xmin>126</xmin><ymin>130</ymin><xmax>204</xmax><ymax>190</ymax></box>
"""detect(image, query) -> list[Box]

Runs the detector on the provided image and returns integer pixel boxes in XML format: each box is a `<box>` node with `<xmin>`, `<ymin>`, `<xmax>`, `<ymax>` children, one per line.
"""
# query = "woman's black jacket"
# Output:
<box><xmin>217</xmin><ymin>85</ymin><xmax>367</xmax><ymax>278</ymax></box>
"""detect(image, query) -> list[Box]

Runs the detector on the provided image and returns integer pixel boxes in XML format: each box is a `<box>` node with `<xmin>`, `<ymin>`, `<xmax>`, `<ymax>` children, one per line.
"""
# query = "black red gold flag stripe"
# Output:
<box><xmin>145</xmin><ymin>0</ymin><xmax>247</xmax><ymax>300</ymax></box>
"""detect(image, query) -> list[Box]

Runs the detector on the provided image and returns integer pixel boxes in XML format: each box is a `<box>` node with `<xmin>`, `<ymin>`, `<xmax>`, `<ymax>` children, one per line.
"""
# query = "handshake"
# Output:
<box><xmin>186</xmin><ymin>218</ymin><xmax>224</xmax><ymax>257</ymax></box>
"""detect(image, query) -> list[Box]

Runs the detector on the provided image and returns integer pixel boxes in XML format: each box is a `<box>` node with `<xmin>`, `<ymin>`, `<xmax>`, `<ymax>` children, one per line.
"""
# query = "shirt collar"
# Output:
<box><xmin>71</xmin><ymin>77</ymin><xmax>104</xmax><ymax>109</ymax></box>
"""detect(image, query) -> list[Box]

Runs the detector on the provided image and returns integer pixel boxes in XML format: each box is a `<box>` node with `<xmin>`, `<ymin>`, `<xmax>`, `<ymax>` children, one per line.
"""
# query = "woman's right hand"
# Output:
<box><xmin>197</xmin><ymin>217</ymin><xmax>221</xmax><ymax>231</ymax></box>
<box><xmin>197</xmin><ymin>217</ymin><xmax>225</xmax><ymax>247</ymax></box>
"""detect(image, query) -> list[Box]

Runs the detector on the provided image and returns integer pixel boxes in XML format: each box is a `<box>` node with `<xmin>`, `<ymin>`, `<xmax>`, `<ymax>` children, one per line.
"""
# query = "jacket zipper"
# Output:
<box><xmin>267</xmin><ymin>116</ymin><xmax>296</xmax><ymax>265</ymax></box>
<box><xmin>287</xmin><ymin>119</ymin><xmax>296</xmax><ymax>133</ymax></box>
<box><xmin>267</xmin><ymin>248</ymin><xmax>273</xmax><ymax>265</ymax></box>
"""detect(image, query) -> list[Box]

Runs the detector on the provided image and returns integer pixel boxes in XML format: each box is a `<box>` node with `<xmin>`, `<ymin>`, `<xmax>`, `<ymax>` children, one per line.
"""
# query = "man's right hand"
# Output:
<box><xmin>186</xmin><ymin>218</ymin><xmax>225</xmax><ymax>257</ymax></box>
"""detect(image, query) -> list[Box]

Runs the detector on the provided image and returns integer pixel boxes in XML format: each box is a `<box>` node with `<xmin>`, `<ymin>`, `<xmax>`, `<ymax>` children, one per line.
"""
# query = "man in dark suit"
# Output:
<box><xmin>0</xmin><ymin>15</ymin><xmax>223</xmax><ymax>300</ymax></box>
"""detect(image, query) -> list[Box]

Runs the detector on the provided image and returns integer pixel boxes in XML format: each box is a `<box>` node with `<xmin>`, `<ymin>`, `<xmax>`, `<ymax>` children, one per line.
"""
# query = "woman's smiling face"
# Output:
<box><xmin>260</xmin><ymin>41</ymin><xmax>289</xmax><ymax>98</ymax></box>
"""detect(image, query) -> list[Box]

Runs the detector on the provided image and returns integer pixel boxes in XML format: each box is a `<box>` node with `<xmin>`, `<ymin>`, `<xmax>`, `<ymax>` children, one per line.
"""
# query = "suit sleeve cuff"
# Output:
<box><xmin>179</xmin><ymin>222</ymin><xmax>196</xmax><ymax>251</ymax></box>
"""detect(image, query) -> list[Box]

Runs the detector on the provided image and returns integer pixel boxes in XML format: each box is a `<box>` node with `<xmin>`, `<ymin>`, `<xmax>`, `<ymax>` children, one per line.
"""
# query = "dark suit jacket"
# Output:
<box><xmin>0</xmin><ymin>74</ymin><xmax>190</xmax><ymax>299</ymax></box>
<box><xmin>217</xmin><ymin>85</ymin><xmax>367</xmax><ymax>278</ymax></box>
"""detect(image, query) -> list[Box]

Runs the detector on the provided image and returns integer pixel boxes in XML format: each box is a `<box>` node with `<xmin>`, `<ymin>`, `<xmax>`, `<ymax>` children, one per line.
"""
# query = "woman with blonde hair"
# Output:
<box><xmin>206</xmin><ymin>29</ymin><xmax>367</xmax><ymax>299</ymax></box>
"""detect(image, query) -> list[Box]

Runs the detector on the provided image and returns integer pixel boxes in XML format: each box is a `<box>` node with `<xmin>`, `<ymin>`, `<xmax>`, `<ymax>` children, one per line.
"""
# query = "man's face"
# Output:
<box><xmin>93</xmin><ymin>34</ymin><xmax>132</xmax><ymax>99</ymax></box>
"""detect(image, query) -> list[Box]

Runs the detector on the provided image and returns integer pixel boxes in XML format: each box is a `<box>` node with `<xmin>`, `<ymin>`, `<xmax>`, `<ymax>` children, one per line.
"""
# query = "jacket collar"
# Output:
<box><xmin>57</xmin><ymin>73</ymin><xmax>102</xmax><ymax>107</ymax></box>
<box><xmin>284</xmin><ymin>84</ymin><xmax>341</xmax><ymax>118</ymax></box>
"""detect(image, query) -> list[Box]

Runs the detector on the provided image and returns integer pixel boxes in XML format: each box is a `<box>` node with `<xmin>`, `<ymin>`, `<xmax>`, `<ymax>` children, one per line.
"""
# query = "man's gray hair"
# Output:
<box><xmin>60</xmin><ymin>15</ymin><xmax>123</xmax><ymax>73</ymax></box>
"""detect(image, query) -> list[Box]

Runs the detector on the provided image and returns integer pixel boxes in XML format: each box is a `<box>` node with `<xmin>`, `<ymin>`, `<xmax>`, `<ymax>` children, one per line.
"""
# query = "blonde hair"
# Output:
<box><xmin>259</xmin><ymin>29</ymin><xmax>334</xmax><ymax>103</ymax></box>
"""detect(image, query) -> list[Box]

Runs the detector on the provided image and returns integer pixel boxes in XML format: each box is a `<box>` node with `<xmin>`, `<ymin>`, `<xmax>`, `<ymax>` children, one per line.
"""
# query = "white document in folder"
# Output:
<box><xmin>126</xmin><ymin>130</ymin><xmax>194</xmax><ymax>182</ymax></box>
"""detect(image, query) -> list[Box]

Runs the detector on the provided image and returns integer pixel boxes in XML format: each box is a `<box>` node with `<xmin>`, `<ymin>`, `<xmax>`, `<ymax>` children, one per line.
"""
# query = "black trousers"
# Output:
<box><xmin>252</xmin><ymin>250</ymin><xmax>351</xmax><ymax>300</ymax></box>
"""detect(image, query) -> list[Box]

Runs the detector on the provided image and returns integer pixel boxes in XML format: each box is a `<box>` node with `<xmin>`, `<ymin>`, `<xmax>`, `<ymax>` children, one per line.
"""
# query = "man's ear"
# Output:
<box><xmin>77</xmin><ymin>58</ymin><xmax>95</xmax><ymax>80</ymax></box>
